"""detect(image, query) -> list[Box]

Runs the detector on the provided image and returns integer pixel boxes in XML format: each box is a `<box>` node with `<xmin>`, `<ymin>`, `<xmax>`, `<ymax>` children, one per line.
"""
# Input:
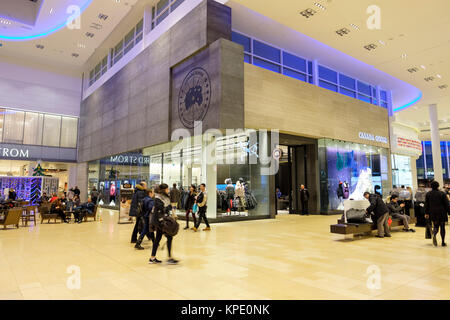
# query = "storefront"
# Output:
<box><xmin>389</xmin><ymin>122</ymin><xmax>422</xmax><ymax>190</ymax></box>
<box><xmin>318</xmin><ymin>139</ymin><xmax>389</xmax><ymax>214</ymax></box>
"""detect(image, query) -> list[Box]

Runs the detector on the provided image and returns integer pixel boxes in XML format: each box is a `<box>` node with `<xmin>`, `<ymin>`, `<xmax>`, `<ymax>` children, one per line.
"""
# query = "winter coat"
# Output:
<box><xmin>150</xmin><ymin>193</ymin><xmax>171</xmax><ymax>228</ymax></box>
<box><xmin>184</xmin><ymin>192</ymin><xmax>196</xmax><ymax>211</ymax></box>
<box><xmin>425</xmin><ymin>189</ymin><xmax>450</xmax><ymax>224</ymax></box>
<box><xmin>129</xmin><ymin>184</ymin><xmax>147</xmax><ymax>217</ymax></box>
<box><xmin>366</xmin><ymin>194</ymin><xmax>389</xmax><ymax>219</ymax></box>
<box><xmin>387</xmin><ymin>201</ymin><xmax>404</xmax><ymax>216</ymax></box>
<box><xmin>142</xmin><ymin>196</ymin><xmax>154</xmax><ymax>218</ymax></box>
<box><xmin>169</xmin><ymin>187</ymin><xmax>181</xmax><ymax>203</ymax></box>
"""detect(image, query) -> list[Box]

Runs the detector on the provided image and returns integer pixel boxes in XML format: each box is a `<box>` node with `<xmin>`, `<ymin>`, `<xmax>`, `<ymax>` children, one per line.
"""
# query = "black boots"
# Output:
<box><xmin>134</xmin><ymin>238</ymin><xmax>144</xmax><ymax>250</ymax></box>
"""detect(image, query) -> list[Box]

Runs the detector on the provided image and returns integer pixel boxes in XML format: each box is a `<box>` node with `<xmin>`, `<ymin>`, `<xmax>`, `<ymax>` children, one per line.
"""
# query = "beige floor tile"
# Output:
<box><xmin>1</xmin><ymin>209</ymin><xmax>450</xmax><ymax>299</ymax></box>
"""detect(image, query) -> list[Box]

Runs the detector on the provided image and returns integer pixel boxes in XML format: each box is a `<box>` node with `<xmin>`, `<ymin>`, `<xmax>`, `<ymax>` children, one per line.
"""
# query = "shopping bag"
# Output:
<box><xmin>425</xmin><ymin>220</ymin><xmax>432</xmax><ymax>239</ymax></box>
<box><xmin>388</xmin><ymin>217</ymin><xmax>392</xmax><ymax>226</ymax></box>
<box><xmin>192</xmin><ymin>203</ymin><xmax>198</xmax><ymax>214</ymax></box>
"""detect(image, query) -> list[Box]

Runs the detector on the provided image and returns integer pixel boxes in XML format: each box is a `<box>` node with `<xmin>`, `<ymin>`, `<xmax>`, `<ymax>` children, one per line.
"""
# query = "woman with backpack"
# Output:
<box><xmin>149</xmin><ymin>183</ymin><xmax>179</xmax><ymax>265</ymax></box>
<box><xmin>184</xmin><ymin>184</ymin><xmax>197</xmax><ymax>230</ymax></box>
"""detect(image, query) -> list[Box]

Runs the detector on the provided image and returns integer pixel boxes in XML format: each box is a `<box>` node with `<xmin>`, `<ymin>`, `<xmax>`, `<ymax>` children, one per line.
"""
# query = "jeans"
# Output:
<box><xmin>151</xmin><ymin>228</ymin><xmax>173</xmax><ymax>258</ymax></box>
<box><xmin>392</xmin><ymin>213</ymin><xmax>410</xmax><ymax>229</ymax></box>
<box><xmin>131</xmin><ymin>217</ymin><xmax>140</xmax><ymax>242</ymax></box>
<box><xmin>138</xmin><ymin>215</ymin><xmax>154</xmax><ymax>242</ymax></box>
<box><xmin>377</xmin><ymin>212</ymin><xmax>391</xmax><ymax>237</ymax></box>
<box><xmin>185</xmin><ymin>209</ymin><xmax>196</xmax><ymax>227</ymax></box>
<box><xmin>195</xmin><ymin>207</ymin><xmax>210</xmax><ymax>228</ymax></box>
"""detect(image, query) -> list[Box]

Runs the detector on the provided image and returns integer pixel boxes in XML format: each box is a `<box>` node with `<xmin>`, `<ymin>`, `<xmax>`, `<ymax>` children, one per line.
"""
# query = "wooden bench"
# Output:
<box><xmin>39</xmin><ymin>205</ymin><xmax>62</xmax><ymax>224</ymax></box>
<box><xmin>83</xmin><ymin>205</ymin><xmax>98</xmax><ymax>222</ymax></box>
<box><xmin>331</xmin><ymin>217</ymin><xmax>417</xmax><ymax>236</ymax></box>
<box><xmin>0</xmin><ymin>208</ymin><xmax>22</xmax><ymax>229</ymax></box>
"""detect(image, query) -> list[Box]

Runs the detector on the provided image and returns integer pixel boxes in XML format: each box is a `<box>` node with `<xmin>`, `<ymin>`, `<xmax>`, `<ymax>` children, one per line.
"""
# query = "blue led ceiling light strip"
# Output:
<box><xmin>393</xmin><ymin>93</ymin><xmax>423</xmax><ymax>112</ymax></box>
<box><xmin>0</xmin><ymin>0</ymin><xmax>93</xmax><ymax>41</ymax></box>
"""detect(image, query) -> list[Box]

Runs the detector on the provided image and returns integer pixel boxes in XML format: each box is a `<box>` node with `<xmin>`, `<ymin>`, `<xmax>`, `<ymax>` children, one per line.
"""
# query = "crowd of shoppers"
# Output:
<box><xmin>128</xmin><ymin>181</ymin><xmax>212</xmax><ymax>265</ymax></box>
<box><xmin>364</xmin><ymin>181</ymin><xmax>450</xmax><ymax>245</ymax></box>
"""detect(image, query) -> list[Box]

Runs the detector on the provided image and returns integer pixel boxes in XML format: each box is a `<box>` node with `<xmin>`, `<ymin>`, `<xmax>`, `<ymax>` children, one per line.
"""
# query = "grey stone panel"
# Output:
<box><xmin>206</xmin><ymin>0</ymin><xmax>232</xmax><ymax>45</ymax></box>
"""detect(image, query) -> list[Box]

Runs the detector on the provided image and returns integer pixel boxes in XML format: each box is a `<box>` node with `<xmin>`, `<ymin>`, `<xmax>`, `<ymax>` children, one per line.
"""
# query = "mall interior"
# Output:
<box><xmin>0</xmin><ymin>0</ymin><xmax>449</xmax><ymax>300</ymax></box>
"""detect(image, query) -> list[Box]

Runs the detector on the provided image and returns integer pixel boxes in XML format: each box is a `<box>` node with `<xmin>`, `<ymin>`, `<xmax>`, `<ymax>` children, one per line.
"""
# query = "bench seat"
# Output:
<box><xmin>331</xmin><ymin>217</ymin><xmax>417</xmax><ymax>235</ymax></box>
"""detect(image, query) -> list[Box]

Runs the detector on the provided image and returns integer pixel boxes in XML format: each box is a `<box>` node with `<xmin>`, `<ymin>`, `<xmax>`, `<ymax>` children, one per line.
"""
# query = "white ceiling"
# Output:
<box><xmin>228</xmin><ymin>0</ymin><xmax>450</xmax><ymax>140</ymax></box>
<box><xmin>0</xmin><ymin>0</ymin><xmax>141</xmax><ymax>75</ymax></box>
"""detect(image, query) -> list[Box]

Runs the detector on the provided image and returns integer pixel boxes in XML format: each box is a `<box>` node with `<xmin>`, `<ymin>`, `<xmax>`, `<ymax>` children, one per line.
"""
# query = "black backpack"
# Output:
<box><xmin>161</xmin><ymin>216</ymin><xmax>179</xmax><ymax>237</ymax></box>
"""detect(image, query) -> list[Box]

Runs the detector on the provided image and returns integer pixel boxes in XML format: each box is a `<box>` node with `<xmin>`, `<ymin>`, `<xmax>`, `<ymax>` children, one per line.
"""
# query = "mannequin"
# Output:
<box><xmin>225</xmin><ymin>178</ymin><xmax>235</xmax><ymax>214</ymax></box>
<box><xmin>337</xmin><ymin>181</ymin><xmax>344</xmax><ymax>210</ymax></box>
<box><xmin>110</xmin><ymin>182</ymin><xmax>116</xmax><ymax>205</ymax></box>
<box><xmin>343</xmin><ymin>181</ymin><xmax>350</xmax><ymax>199</ymax></box>
<box><xmin>235</xmin><ymin>178</ymin><xmax>246</xmax><ymax>214</ymax></box>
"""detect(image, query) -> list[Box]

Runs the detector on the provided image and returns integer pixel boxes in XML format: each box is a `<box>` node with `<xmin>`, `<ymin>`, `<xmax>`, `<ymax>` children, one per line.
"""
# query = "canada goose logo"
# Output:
<box><xmin>178</xmin><ymin>67</ymin><xmax>211</xmax><ymax>129</ymax></box>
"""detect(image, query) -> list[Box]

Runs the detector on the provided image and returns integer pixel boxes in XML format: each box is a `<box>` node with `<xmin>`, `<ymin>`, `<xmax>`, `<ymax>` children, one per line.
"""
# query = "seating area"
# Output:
<box><xmin>330</xmin><ymin>216</ymin><xmax>417</xmax><ymax>236</ymax></box>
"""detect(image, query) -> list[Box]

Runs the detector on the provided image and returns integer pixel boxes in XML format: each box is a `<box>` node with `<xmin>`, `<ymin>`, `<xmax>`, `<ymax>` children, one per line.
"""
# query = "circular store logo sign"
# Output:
<box><xmin>178</xmin><ymin>67</ymin><xmax>211</xmax><ymax>129</ymax></box>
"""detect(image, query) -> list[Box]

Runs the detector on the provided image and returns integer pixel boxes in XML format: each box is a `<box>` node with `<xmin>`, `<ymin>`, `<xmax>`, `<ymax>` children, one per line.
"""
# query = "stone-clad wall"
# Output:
<box><xmin>78</xmin><ymin>0</ymin><xmax>239</xmax><ymax>163</ymax></box>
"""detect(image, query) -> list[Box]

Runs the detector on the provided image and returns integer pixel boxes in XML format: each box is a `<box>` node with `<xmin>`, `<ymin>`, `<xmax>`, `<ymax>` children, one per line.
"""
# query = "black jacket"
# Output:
<box><xmin>300</xmin><ymin>189</ymin><xmax>309</xmax><ymax>202</ymax></box>
<box><xmin>425</xmin><ymin>189</ymin><xmax>450</xmax><ymax>223</ymax></box>
<box><xmin>184</xmin><ymin>192</ymin><xmax>196</xmax><ymax>211</ymax></box>
<box><xmin>366</xmin><ymin>194</ymin><xmax>389</xmax><ymax>219</ymax></box>
<box><xmin>151</xmin><ymin>193</ymin><xmax>171</xmax><ymax>228</ymax></box>
<box><xmin>129</xmin><ymin>184</ymin><xmax>147</xmax><ymax>217</ymax></box>
<box><xmin>387</xmin><ymin>201</ymin><xmax>404</xmax><ymax>215</ymax></box>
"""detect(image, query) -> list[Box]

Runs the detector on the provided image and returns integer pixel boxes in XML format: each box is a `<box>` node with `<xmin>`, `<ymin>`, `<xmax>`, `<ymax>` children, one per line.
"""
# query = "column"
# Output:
<box><xmin>69</xmin><ymin>163</ymin><xmax>89</xmax><ymax>202</ymax></box>
<box><xmin>410</xmin><ymin>156</ymin><xmax>418</xmax><ymax>192</ymax></box>
<box><xmin>312</xmin><ymin>59</ymin><xmax>319</xmax><ymax>87</ymax></box>
<box><xmin>429</xmin><ymin>104</ymin><xmax>444</xmax><ymax>186</ymax></box>
<box><xmin>143</xmin><ymin>5</ymin><xmax>152</xmax><ymax>45</ymax></box>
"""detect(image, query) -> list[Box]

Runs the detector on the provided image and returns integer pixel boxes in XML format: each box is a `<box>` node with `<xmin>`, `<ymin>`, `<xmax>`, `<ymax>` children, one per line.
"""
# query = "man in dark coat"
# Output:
<box><xmin>364</xmin><ymin>192</ymin><xmax>391</xmax><ymax>238</ymax></box>
<box><xmin>425</xmin><ymin>181</ymin><xmax>450</xmax><ymax>247</ymax></box>
<box><xmin>130</xmin><ymin>181</ymin><xmax>148</xmax><ymax>243</ymax></box>
<box><xmin>299</xmin><ymin>185</ymin><xmax>310</xmax><ymax>215</ymax></box>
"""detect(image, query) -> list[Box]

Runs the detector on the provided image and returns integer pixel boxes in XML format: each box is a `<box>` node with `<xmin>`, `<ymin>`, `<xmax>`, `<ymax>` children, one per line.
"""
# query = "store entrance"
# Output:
<box><xmin>275</xmin><ymin>135</ymin><xmax>318</xmax><ymax>215</ymax></box>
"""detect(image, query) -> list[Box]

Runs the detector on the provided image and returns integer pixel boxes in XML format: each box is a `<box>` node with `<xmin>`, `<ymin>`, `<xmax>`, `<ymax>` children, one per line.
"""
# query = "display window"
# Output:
<box><xmin>391</xmin><ymin>154</ymin><xmax>413</xmax><ymax>188</ymax></box>
<box><xmin>319</xmin><ymin>139</ymin><xmax>389</xmax><ymax>213</ymax></box>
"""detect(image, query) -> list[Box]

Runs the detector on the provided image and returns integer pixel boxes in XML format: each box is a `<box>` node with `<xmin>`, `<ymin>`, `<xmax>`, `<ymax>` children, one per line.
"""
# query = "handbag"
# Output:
<box><xmin>425</xmin><ymin>219</ymin><xmax>432</xmax><ymax>239</ymax></box>
<box><xmin>346</xmin><ymin>209</ymin><xmax>367</xmax><ymax>223</ymax></box>
<box><xmin>192</xmin><ymin>203</ymin><xmax>198</xmax><ymax>214</ymax></box>
<box><xmin>388</xmin><ymin>217</ymin><xmax>392</xmax><ymax>226</ymax></box>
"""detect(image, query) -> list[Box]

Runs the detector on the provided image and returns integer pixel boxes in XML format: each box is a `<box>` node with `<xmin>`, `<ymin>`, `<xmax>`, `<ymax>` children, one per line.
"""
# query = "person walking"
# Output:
<box><xmin>299</xmin><ymin>185</ymin><xmax>310</xmax><ymax>215</ymax></box>
<box><xmin>90</xmin><ymin>187</ymin><xmax>99</xmax><ymax>205</ymax></box>
<box><xmin>135</xmin><ymin>188</ymin><xmax>155</xmax><ymax>250</ymax></box>
<box><xmin>425</xmin><ymin>181</ymin><xmax>450</xmax><ymax>247</ymax></box>
<box><xmin>149</xmin><ymin>184</ymin><xmax>179</xmax><ymax>265</ymax></box>
<box><xmin>387</xmin><ymin>194</ymin><xmax>415</xmax><ymax>232</ymax></box>
<box><xmin>193</xmin><ymin>183</ymin><xmax>210</xmax><ymax>232</ymax></box>
<box><xmin>169</xmin><ymin>183</ymin><xmax>181</xmax><ymax>215</ymax></box>
<box><xmin>184</xmin><ymin>185</ymin><xmax>197</xmax><ymax>230</ymax></box>
<box><xmin>130</xmin><ymin>181</ymin><xmax>148</xmax><ymax>243</ymax></box>
<box><xmin>364</xmin><ymin>191</ymin><xmax>391</xmax><ymax>238</ymax></box>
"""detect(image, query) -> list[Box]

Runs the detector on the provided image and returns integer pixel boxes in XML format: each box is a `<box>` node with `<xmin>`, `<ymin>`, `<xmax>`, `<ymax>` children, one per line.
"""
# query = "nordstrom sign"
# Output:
<box><xmin>0</xmin><ymin>146</ymin><xmax>29</xmax><ymax>158</ymax></box>
<box><xmin>358</xmin><ymin>132</ymin><xmax>388</xmax><ymax>144</ymax></box>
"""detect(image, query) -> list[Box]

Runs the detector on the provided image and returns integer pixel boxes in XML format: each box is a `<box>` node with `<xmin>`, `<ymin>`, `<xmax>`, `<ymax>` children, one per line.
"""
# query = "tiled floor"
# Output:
<box><xmin>1</xmin><ymin>209</ymin><xmax>449</xmax><ymax>300</ymax></box>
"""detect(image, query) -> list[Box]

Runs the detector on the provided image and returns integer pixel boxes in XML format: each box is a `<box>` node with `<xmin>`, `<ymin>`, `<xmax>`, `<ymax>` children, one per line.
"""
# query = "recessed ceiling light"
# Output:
<box><xmin>85</xmin><ymin>32</ymin><xmax>95</xmax><ymax>38</ymax></box>
<box><xmin>98</xmin><ymin>13</ymin><xmax>109</xmax><ymax>20</ymax></box>
<box><xmin>0</xmin><ymin>19</ymin><xmax>11</xmax><ymax>25</ymax></box>
<box><xmin>36</xmin><ymin>44</ymin><xmax>44</xmax><ymax>49</ymax></box>
<box><xmin>401</xmin><ymin>53</ymin><xmax>407</xmax><ymax>59</ymax></box>
<box><xmin>436</xmin><ymin>74</ymin><xmax>442</xmax><ymax>79</ymax></box>
<box><xmin>336</xmin><ymin>28</ymin><xmax>350</xmax><ymax>36</ymax></box>
<box><xmin>364</xmin><ymin>44</ymin><xmax>377</xmax><ymax>51</ymax></box>
<box><xmin>49</xmin><ymin>8</ymin><xmax>53</xmax><ymax>14</ymax></box>
<box><xmin>300</xmin><ymin>8</ymin><xmax>316</xmax><ymax>18</ymax></box>
<box><xmin>424</xmin><ymin>76</ymin><xmax>434</xmax><ymax>82</ymax></box>
<box><xmin>407</xmin><ymin>67</ymin><xmax>419</xmax><ymax>73</ymax></box>
<box><xmin>72</xmin><ymin>53</ymin><xmax>79</xmax><ymax>58</ymax></box>
<box><xmin>420</xmin><ymin>65</ymin><xmax>426</xmax><ymax>69</ymax></box>
<box><xmin>314</xmin><ymin>3</ymin><xmax>326</xmax><ymax>10</ymax></box>
<box><xmin>77</xmin><ymin>43</ymin><xmax>86</xmax><ymax>48</ymax></box>
<box><xmin>378</xmin><ymin>40</ymin><xmax>385</xmax><ymax>45</ymax></box>
<box><xmin>438</xmin><ymin>84</ymin><xmax>448</xmax><ymax>89</ymax></box>
<box><xmin>349</xmin><ymin>23</ymin><xmax>359</xmax><ymax>30</ymax></box>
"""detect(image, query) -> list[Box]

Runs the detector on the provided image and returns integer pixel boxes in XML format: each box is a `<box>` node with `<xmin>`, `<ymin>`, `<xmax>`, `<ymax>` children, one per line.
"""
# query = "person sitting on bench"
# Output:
<box><xmin>364</xmin><ymin>192</ymin><xmax>391</xmax><ymax>238</ymax></box>
<box><xmin>51</xmin><ymin>199</ymin><xmax>69</xmax><ymax>223</ymax></box>
<box><xmin>73</xmin><ymin>198</ymin><xmax>95</xmax><ymax>223</ymax></box>
<box><xmin>387</xmin><ymin>194</ymin><xmax>415</xmax><ymax>233</ymax></box>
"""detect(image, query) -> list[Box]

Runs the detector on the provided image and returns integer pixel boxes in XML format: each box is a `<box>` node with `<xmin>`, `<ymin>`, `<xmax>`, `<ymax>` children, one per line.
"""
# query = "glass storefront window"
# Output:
<box><xmin>391</xmin><ymin>154</ymin><xmax>413</xmax><ymax>187</ymax></box>
<box><xmin>60</xmin><ymin>117</ymin><xmax>78</xmax><ymax>148</ymax></box>
<box><xmin>0</xmin><ymin>108</ymin><xmax>5</xmax><ymax>142</ymax></box>
<box><xmin>42</xmin><ymin>114</ymin><xmax>62</xmax><ymax>147</ymax></box>
<box><xmin>23</xmin><ymin>112</ymin><xmax>44</xmax><ymax>145</ymax></box>
<box><xmin>3</xmin><ymin>110</ymin><xmax>25</xmax><ymax>144</ymax></box>
<box><xmin>319</xmin><ymin>138</ymin><xmax>389</xmax><ymax>213</ymax></box>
